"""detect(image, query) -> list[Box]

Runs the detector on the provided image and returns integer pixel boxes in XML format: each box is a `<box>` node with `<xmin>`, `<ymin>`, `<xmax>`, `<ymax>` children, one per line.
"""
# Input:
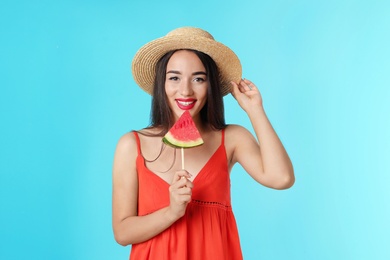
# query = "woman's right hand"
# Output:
<box><xmin>168</xmin><ymin>170</ymin><xmax>193</xmax><ymax>219</ymax></box>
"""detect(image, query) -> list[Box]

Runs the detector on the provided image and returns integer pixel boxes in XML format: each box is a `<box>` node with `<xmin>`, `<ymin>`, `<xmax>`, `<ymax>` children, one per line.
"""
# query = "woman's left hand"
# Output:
<box><xmin>230</xmin><ymin>79</ymin><xmax>263</xmax><ymax>112</ymax></box>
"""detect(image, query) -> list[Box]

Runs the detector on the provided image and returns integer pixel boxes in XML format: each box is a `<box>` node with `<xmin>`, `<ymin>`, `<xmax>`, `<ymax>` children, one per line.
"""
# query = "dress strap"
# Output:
<box><xmin>132</xmin><ymin>131</ymin><xmax>141</xmax><ymax>155</ymax></box>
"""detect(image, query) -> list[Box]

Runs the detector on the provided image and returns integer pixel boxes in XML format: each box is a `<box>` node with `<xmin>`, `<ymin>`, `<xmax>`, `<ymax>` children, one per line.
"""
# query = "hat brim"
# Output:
<box><xmin>132</xmin><ymin>34</ymin><xmax>242</xmax><ymax>96</ymax></box>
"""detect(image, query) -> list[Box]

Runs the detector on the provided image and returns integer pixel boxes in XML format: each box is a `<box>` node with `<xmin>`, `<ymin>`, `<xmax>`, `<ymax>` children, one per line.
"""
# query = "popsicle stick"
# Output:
<box><xmin>181</xmin><ymin>147</ymin><xmax>185</xmax><ymax>169</ymax></box>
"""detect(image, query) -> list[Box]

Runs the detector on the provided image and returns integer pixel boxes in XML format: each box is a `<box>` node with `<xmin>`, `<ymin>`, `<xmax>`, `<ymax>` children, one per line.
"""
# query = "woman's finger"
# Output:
<box><xmin>172</xmin><ymin>170</ymin><xmax>192</xmax><ymax>183</ymax></box>
<box><xmin>239</xmin><ymin>79</ymin><xmax>253</xmax><ymax>92</ymax></box>
<box><xmin>243</xmin><ymin>79</ymin><xmax>257</xmax><ymax>91</ymax></box>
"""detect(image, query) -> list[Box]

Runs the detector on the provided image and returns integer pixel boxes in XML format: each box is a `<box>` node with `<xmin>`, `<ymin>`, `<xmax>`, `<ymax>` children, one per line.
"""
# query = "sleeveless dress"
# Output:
<box><xmin>131</xmin><ymin>130</ymin><xmax>243</xmax><ymax>260</ymax></box>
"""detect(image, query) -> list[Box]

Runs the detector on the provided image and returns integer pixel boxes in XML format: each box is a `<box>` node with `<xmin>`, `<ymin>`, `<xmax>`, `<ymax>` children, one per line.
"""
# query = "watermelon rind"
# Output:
<box><xmin>163</xmin><ymin>132</ymin><xmax>204</xmax><ymax>148</ymax></box>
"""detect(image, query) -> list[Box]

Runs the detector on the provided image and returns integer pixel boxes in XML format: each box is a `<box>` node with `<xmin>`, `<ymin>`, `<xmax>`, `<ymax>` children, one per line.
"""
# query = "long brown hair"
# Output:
<box><xmin>148</xmin><ymin>49</ymin><xmax>226</xmax><ymax>135</ymax></box>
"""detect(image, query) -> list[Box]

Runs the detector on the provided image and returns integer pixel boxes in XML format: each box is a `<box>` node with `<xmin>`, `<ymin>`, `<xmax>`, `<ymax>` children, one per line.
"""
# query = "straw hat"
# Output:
<box><xmin>131</xmin><ymin>27</ymin><xmax>242</xmax><ymax>96</ymax></box>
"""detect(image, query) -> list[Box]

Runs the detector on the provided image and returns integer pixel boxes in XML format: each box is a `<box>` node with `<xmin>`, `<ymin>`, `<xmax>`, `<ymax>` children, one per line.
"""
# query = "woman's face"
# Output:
<box><xmin>165</xmin><ymin>50</ymin><xmax>208</xmax><ymax>122</ymax></box>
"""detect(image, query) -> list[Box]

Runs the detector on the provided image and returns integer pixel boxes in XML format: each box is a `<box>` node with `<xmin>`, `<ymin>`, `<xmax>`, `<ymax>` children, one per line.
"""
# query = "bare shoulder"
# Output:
<box><xmin>116</xmin><ymin>132</ymin><xmax>137</xmax><ymax>150</ymax></box>
<box><xmin>113</xmin><ymin>132</ymin><xmax>139</xmax><ymax>175</ymax></box>
<box><xmin>225</xmin><ymin>124</ymin><xmax>255</xmax><ymax>143</ymax></box>
<box><xmin>114</xmin><ymin>132</ymin><xmax>139</xmax><ymax>159</ymax></box>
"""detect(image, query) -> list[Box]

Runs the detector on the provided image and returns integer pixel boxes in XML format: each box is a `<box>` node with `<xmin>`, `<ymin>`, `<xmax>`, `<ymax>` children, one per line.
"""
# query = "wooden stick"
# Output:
<box><xmin>181</xmin><ymin>147</ymin><xmax>185</xmax><ymax>170</ymax></box>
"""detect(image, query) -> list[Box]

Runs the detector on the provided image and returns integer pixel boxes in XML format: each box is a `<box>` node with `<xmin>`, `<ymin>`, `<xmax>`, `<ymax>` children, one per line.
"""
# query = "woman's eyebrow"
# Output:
<box><xmin>192</xmin><ymin>71</ymin><xmax>207</xmax><ymax>76</ymax></box>
<box><xmin>166</xmin><ymin>70</ymin><xmax>207</xmax><ymax>75</ymax></box>
<box><xmin>166</xmin><ymin>70</ymin><xmax>181</xmax><ymax>74</ymax></box>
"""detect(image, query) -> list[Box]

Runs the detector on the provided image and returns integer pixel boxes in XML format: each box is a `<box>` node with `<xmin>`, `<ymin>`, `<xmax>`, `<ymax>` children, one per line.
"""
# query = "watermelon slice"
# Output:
<box><xmin>163</xmin><ymin>110</ymin><xmax>204</xmax><ymax>148</ymax></box>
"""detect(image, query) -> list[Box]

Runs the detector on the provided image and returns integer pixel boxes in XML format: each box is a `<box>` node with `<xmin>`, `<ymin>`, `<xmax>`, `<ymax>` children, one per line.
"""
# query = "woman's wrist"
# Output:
<box><xmin>164</xmin><ymin>206</ymin><xmax>182</xmax><ymax>224</ymax></box>
<box><xmin>245</xmin><ymin>104</ymin><xmax>266</xmax><ymax>119</ymax></box>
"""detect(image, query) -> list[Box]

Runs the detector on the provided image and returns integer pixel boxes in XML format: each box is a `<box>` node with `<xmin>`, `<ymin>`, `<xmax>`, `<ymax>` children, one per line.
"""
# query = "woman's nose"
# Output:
<box><xmin>179</xmin><ymin>80</ymin><xmax>193</xmax><ymax>96</ymax></box>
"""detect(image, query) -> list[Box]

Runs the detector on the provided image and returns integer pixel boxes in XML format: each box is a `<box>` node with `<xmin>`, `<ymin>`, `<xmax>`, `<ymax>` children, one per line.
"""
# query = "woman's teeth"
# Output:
<box><xmin>178</xmin><ymin>101</ymin><xmax>194</xmax><ymax>106</ymax></box>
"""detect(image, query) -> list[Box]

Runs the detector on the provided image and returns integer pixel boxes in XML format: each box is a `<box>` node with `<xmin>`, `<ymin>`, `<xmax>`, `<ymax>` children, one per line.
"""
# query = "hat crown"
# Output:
<box><xmin>166</xmin><ymin>27</ymin><xmax>214</xmax><ymax>40</ymax></box>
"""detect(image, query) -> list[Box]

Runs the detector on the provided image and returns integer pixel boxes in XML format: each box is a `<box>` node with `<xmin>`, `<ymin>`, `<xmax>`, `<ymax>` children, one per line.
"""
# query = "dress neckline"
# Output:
<box><xmin>139</xmin><ymin>144</ymin><xmax>224</xmax><ymax>186</ymax></box>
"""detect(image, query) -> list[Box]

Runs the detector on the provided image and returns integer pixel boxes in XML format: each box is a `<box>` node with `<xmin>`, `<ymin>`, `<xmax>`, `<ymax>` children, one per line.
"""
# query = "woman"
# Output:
<box><xmin>112</xmin><ymin>27</ymin><xmax>294</xmax><ymax>259</ymax></box>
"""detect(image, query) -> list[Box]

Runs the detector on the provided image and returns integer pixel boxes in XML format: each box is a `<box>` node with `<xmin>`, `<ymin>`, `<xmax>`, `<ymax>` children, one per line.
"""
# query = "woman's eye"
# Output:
<box><xmin>194</xmin><ymin>77</ymin><xmax>206</xmax><ymax>82</ymax></box>
<box><xmin>169</xmin><ymin>76</ymin><xmax>179</xmax><ymax>81</ymax></box>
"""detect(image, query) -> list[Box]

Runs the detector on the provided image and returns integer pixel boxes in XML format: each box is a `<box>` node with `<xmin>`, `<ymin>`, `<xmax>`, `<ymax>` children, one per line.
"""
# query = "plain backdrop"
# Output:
<box><xmin>1</xmin><ymin>0</ymin><xmax>389</xmax><ymax>259</ymax></box>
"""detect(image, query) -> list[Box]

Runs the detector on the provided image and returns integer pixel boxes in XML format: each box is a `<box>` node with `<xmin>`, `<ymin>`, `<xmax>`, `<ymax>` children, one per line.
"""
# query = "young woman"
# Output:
<box><xmin>112</xmin><ymin>27</ymin><xmax>294</xmax><ymax>259</ymax></box>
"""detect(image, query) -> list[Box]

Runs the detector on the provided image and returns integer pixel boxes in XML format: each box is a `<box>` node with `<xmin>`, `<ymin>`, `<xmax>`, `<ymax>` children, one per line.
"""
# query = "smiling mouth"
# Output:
<box><xmin>176</xmin><ymin>100</ymin><xmax>196</xmax><ymax>110</ymax></box>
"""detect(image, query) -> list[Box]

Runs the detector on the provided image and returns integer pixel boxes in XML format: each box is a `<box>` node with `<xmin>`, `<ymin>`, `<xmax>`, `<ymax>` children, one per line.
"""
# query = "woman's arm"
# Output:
<box><xmin>112</xmin><ymin>133</ymin><xmax>193</xmax><ymax>245</ymax></box>
<box><xmin>229</xmin><ymin>79</ymin><xmax>294</xmax><ymax>189</ymax></box>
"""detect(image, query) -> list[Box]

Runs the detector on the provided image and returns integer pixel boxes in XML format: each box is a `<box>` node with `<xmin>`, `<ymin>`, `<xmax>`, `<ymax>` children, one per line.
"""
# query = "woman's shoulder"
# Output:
<box><xmin>225</xmin><ymin>124</ymin><xmax>252</xmax><ymax>136</ymax></box>
<box><xmin>115</xmin><ymin>131</ymin><xmax>138</xmax><ymax>153</ymax></box>
<box><xmin>224</xmin><ymin>124</ymin><xmax>255</xmax><ymax>147</ymax></box>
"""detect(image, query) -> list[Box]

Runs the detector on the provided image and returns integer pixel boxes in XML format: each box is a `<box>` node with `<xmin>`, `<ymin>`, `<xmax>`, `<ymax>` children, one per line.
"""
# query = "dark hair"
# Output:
<box><xmin>148</xmin><ymin>49</ymin><xmax>226</xmax><ymax>135</ymax></box>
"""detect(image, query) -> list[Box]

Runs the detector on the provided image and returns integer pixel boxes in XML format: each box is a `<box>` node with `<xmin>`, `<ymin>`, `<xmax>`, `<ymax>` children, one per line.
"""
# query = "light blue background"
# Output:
<box><xmin>1</xmin><ymin>0</ymin><xmax>389</xmax><ymax>259</ymax></box>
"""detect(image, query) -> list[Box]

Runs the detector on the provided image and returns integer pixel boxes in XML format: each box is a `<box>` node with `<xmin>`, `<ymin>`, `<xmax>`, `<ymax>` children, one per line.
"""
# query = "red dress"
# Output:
<box><xmin>131</xmin><ymin>130</ymin><xmax>243</xmax><ymax>260</ymax></box>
